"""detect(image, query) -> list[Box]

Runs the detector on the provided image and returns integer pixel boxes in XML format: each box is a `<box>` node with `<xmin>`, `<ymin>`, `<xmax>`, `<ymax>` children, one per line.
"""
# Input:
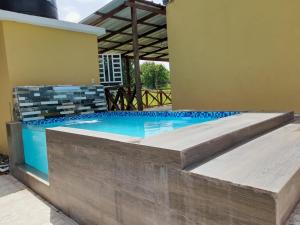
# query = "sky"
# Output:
<box><xmin>57</xmin><ymin>0</ymin><xmax>169</xmax><ymax>69</ymax></box>
<box><xmin>57</xmin><ymin>0</ymin><xmax>163</xmax><ymax>23</ymax></box>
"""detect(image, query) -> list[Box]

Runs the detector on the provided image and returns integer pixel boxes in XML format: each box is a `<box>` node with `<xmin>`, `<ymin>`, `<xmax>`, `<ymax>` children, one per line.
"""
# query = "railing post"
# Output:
<box><xmin>145</xmin><ymin>90</ymin><xmax>149</xmax><ymax>108</ymax></box>
<box><xmin>105</xmin><ymin>88</ymin><xmax>111</xmax><ymax>111</ymax></box>
<box><xmin>159</xmin><ymin>90</ymin><xmax>163</xmax><ymax>106</ymax></box>
<box><xmin>119</xmin><ymin>87</ymin><xmax>125</xmax><ymax>110</ymax></box>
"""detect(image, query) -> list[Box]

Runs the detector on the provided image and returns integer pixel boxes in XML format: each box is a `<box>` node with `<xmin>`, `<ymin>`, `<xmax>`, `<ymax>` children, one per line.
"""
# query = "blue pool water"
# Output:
<box><xmin>22</xmin><ymin>111</ymin><xmax>238</xmax><ymax>175</ymax></box>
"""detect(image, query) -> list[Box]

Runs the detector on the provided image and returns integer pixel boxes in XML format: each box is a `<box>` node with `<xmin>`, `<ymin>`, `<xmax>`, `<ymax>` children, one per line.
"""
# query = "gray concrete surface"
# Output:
<box><xmin>141</xmin><ymin>112</ymin><xmax>294</xmax><ymax>167</ymax></box>
<box><xmin>190</xmin><ymin>119</ymin><xmax>300</xmax><ymax>224</ymax></box>
<box><xmin>0</xmin><ymin>175</ymin><xmax>78</xmax><ymax>225</ymax></box>
<box><xmin>0</xmin><ymin>173</ymin><xmax>298</xmax><ymax>225</ymax></box>
<box><xmin>144</xmin><ymin>106</ymin><xmax>172</xmax><ymax>111</ymax></box>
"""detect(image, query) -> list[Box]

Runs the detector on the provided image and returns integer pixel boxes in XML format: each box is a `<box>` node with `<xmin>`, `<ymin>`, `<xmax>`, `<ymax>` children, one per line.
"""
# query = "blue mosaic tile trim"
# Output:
<box><xmin>23</xmin><ymin>111</ymin><xmax>240</xmax><ymax>126</ymax></box>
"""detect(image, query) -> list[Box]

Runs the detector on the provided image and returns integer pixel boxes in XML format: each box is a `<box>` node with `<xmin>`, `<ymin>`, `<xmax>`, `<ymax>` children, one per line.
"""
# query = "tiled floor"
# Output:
<box><xmin>0</xmin><ymin>175</ymin><xmax>78</xmax><ymax>225</ymax></box>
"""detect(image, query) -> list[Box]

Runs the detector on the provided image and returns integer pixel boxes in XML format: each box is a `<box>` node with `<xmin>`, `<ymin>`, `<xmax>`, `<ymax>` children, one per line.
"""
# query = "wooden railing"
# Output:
<box><xmin>142</xmin><ymin>89</ymin><xmax>172</xmax><ymax>108</ymax></box>
<box><xmin>105</xmin><ymin>86</ymin><xmax>172</xmax><ymax>111</ymax></box>
<box><xmin>105</xmin><ymin>86</ymin><xmax>136</xmax><ymax>111</ymax></box>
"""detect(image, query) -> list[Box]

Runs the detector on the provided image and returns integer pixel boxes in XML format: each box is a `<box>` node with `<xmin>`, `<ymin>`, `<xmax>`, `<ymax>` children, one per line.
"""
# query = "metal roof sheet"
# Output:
<box><xmin>80</xmin><ymin>0</ymin><xmax>168</xmax><ymax>62</ymax></box>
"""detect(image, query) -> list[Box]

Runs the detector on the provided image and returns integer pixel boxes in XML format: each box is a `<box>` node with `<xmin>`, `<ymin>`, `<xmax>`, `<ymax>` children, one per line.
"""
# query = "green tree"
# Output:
<box><xmin>141</xmin><ymin>62</ymin><xmax>170</xmax><ymax>89</ymax></box>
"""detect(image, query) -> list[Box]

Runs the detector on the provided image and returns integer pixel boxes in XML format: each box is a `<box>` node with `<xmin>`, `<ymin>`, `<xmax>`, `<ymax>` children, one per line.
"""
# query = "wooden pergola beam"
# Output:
<box><xmin>98</xmin><ymin>12</ymin><xmax>157</xmax><ymax>43</ymax></box>
<box><xmin>121</xmin><ymin>37</ymin><xmax>167</xmax><ymax>55</ymax></box>
<box><xmin>98</xmin><ymin>48</ymin><xmax>149</xmax><ymax>55</ymax></box>
<box><xmin>90</xmin><ymin>3</ymin><xmax>127</xmax><ymax>26</ymax></box>
<box><xmin>102</xmin><ymin>30</ymin><xmax>163</xmax><ymax>42</ymax></box>
<box><xmin>156</xmin><ymin>53</ymin><xmax>168</xmax><ymax>58</ymax></box>
<box><xmin>125</xmin><ymin>1</ymin><xmax>166</xmax><ymax>15</ymax></box>
<box><xmin>100</xmin><ymin>24</ymin><xmax>166</xmax><ymax>54</ymax></box>
<box><xmin>140</xmin><ymin>46</ymin><xmax>168</xmax><ymax>57</ymax></box>
<box><xmin>100</xmin><ymin>40</ymin><xmax>162</xmax><ymax>49</ymax></box>
<box><xmin>105</xmin><ymin>29</ymin><xmax>132</xmax><ymax>36</ymax></box>
<box><xmin>139</xmin><ymin>37</ymin><xmax>167</xmax><ymax>50</ymax></box>
<box><xmin>95</xmin><ymin>11</ymin><xmax>160</xmax><ymax>28</ymax></box>
<box><xmin>126</xmin><ymin>55</ymin><xmax>169</xmax><ymax>62</ymax></box>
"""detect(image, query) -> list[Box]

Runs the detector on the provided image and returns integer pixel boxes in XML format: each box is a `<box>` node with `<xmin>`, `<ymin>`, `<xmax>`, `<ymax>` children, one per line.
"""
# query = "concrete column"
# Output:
<box><xmin>6</xmin><ymin>122</ymin><xmax>24</xmax><ymax>172</ymax></box>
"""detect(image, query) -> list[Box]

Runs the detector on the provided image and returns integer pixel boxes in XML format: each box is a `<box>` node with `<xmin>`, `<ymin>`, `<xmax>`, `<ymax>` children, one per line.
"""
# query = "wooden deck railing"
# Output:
<box><xmin>142</xmin><ymin>89</ymin><xmax>172</xmax><ymax>108</ymax></box>
<box><xmin>105</xmin><ymin>86</ymin><xmax>172</xmax><ymax>111</ymax></box>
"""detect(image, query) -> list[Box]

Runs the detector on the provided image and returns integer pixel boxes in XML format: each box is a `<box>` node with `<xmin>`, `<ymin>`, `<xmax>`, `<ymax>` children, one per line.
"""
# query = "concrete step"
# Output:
<box><xmin>189</xmin><ymin>119</ymin><xmax>300</xmax><ymax>225</ymax></box>
<box><xmin>141</xmin><ymin>112</ymin><xmax>294</xmax><ymax>168</ymax></box>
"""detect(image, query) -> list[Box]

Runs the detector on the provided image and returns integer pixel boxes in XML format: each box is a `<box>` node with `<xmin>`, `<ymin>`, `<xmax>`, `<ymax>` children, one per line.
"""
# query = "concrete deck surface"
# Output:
<box><xmin>190</xmin><ymin>120</ymin><xmax>300</xmax><ymax>193</ymax></box>
<box><xmin>0</xmin><ymin>175</ymin><xmax>78</xmax><ymax>225</ymax></box>
<box><xmin>144</xmin><ymin>106</ymin><xmax>172</xmax><ymax>111</ymax></box>
<box><xmin>140</xmin><ymin>112</ymin><xmax>293</xmax><ymax>168</ymax></box>
<box><xmin>140</xmin><ymin>112</ymin><xmax>289</xmax><ymax>150</ymax></box>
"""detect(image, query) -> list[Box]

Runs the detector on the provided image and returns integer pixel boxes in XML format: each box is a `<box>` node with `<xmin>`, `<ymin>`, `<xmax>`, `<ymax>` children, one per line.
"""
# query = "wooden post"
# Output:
<box><xmin>105</xmin><ymin>88</ymin><xmax>111</xmax><ymax>111</ymax></box>
<box><xmin>119</xmin><ymin>87</ymin><xmax>125</xmax><ymax>110</ymax></box>
<box><xmin>125</xmin><ymin>57</ymin><xmax>131</xmax><ymax>96</ymax></box>
<box><xmin>145</xmin><ymin>90</ymin><xmax>149</xmax><ymax>108</ymax></box>
<box><xmin>158</xmin><ymin>90</ymin><xmax>162</xmax><ymax>106</ymax></box>
<box><xmin>130</xmin><ymin>0</ymin><xmax>143</xmax><ymax>111</ymax></box>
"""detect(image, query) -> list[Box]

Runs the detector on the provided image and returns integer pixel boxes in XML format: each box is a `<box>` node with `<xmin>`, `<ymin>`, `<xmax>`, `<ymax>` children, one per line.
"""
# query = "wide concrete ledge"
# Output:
<box><xmin>48</xmin><ymin>127</ymin><xmax>141</xmax><ymax>144</ymax></box>
<box><xmin>140</xmin><ymin>112</ymin><xmax>294</xmax><ymax>168</ymax></box>
<box><xmin>190</xmin><ymin>120</ymin><xmax>300</xmax><ymax>225</ymax></box>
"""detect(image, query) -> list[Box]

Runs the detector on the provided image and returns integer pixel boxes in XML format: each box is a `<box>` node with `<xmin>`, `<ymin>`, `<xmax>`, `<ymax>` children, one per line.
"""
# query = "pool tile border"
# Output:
<box><xmin>23</xmin><ymin>111</ymin><xmax>240</xmax><ymax>126</ymax></box>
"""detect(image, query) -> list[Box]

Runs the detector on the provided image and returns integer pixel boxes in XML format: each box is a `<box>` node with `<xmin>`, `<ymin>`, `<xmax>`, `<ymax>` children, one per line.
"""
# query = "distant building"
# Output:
<box><xmin>99</xmin><ymin>54</ymin><xmax>123</xmax><ymax>87</ymax></box>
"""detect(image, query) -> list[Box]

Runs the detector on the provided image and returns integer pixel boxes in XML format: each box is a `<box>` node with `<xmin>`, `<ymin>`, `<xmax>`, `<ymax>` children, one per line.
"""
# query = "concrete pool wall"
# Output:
<box><xmin>7</xmin><ymin>112</ymin><xmax>300</xmax><ymax>225</ymax></box>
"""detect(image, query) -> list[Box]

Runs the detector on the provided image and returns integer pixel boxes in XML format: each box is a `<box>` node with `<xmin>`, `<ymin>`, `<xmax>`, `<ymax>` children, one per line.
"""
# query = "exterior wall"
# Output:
<box><xmin>167</xmin><ymin>0</ymin><xmax>300</xmax><ymax>112</ymax></box>
<box><xmin>0</xmin><ymin>20</ymin><xmax>100</xmax><ymax>154</ymax></box>
<box><xmin>2</xmin><ymin>21</ymin><xmax>99</xmax><ymax>86</ymax></box>
<box><xmin>0</xmin><ymin>22</ymin><xmax>13</xmax><ymax>156</ymax></box>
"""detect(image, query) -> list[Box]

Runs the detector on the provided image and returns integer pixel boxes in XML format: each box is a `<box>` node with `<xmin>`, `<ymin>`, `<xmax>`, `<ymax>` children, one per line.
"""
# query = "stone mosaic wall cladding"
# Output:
<box><xmin>13</xmin><ymin>85</ymin><xmax>107</xmax><ymax>121</ymax></box>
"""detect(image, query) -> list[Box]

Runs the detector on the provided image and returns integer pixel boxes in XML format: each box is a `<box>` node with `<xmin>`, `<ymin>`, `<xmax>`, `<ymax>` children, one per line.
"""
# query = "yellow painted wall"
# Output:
<box><xmin>0</xmin><ymin>23</ymin><xmax>13</xmax><ymax>156</ymax></box>
<box><xmin>0</xmin><ymin>21</ymin><xmax>100</xmax><ymax>154</ymax></box>
<box><xmin>167</xmin><ymin>0</ymin><xmax>300</xmax><ymax>112</ymax></box>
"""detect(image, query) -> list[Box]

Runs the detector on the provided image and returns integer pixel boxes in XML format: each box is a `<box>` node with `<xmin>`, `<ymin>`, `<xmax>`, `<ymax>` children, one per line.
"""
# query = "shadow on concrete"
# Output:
<box><xmin>291</xmin><ymin>117</ymin><xmax>300</xmax><ymax>124</ymax></box>
<box><xmin>50</xmin><ymin>208</ymin><xmax>79</xmax><ymax>225</ymax></box>
<box><xmin>0</xmin><ymin>175</ymin><xmax>77</xmax><ymax>225</ymax></box>
<box><xmin>0</xmin><ymin>175</ymin><xmax>25</xmax><ymax>198</ymax></box>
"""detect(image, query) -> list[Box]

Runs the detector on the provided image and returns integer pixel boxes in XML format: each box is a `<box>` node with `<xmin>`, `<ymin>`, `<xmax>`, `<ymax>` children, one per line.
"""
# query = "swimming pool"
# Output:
<box><xmin>22</xmin><ymin>111</ymin><xmax>238</xmax><ymax>175</ymax></box>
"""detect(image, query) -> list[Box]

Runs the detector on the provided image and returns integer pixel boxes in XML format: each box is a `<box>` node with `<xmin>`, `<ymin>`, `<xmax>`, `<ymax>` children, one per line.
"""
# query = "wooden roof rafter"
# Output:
<box><xmin>98</xmin><ymin>12</ymin><xmax>158</xmax><ymax>42</ymax></box>
<box><xmin>90</xmin><ymin>3</ymin><xmax>127</xmax><ymax>26</ymax></box>
<box><xmin>81</xmin><ymin>0</ymin><xmax>168</xmax><ymax>62</ymax></box>
<box><xmin>100</xmin><ymin>24</ymin><xmax>166</xmax><ymax>54</ymax></box>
